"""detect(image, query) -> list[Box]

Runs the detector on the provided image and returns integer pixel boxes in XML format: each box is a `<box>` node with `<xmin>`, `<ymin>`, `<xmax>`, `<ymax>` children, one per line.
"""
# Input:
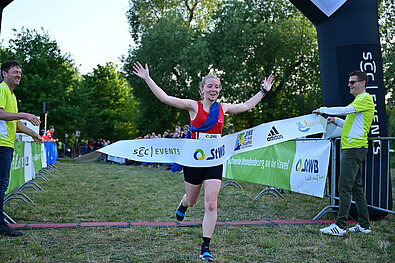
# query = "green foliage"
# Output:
<box><xmin>208</xmin><ymin>0</ymin><xmax>321</xmax><ymax>129</ymax></box>
<box><xmin>0</xmin><ymin>28</ymin><xmax>80</xmax><ymax>140</ymax></box>
<box><xmin>2</xmin><ymin>1</ymin><xmax>391</xmax><ymax>142</ymax></box>
<box><xmin>125</xmin><ymin>0</ymin><xmax>322</xmax><ymax>134</ymax></box>
<box><xmin>79</xmin><ymin>62</ymin><xmax>138</xmax><ymax>140</ymax></box>
<box><xmin>127</xmin><ymin>0</ymin><xmax>220</xmax><ymax>41</ymax></box>
<box><xmin>125</xmin><ymin>17</ymin><xmax>194</xmax><ymax>135</ymax></box>
<box><xmin>379</xmin><ymin>0</ymin><xmax>395</xmax><ymax>136</ymax></box>
<box><xmin>379</xmin><ymin>0</ymin><xmax>395</xmax><ymax>103</ymax></box>
<box><xmin>0</xmin><ymin>28</ymin><xmax>139</xmax><ymax>142</ymax></box>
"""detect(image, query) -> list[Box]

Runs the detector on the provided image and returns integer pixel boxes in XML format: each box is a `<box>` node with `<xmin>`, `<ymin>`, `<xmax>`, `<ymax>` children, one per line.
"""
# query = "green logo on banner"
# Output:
<box><xmin>194</xmin><ymin>149</ymin><xmax>205</xmax><ymax>160</ymax></box>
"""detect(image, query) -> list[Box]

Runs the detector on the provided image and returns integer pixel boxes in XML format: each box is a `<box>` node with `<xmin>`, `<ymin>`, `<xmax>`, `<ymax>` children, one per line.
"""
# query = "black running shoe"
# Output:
<box><xmin>176</xmin><ymin>200</ymin><xmax>187</xmax><ymax>221</ymax></box>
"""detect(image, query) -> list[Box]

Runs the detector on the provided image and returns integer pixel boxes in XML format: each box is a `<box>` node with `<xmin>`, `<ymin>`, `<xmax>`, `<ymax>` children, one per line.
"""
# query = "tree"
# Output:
<box><xmin>206</xmin><ymin>0</ymin><xmax>321</xmax><ymax>130</ymax></box>
<box><xmin>125</xmin><ymin>0</ymin><xmax>321</xmax><ymax>134</ymax></box>
<box><xmin>379</xmin><ymin>0</ymin><xmax>395</xmax><ymax>137</ymax></box>
<box><xmin>0</xmin><ymin>27</ymin><xmax>80</xmax><ymax>141</ymax></box>
<box><xmin>125</xmin><ymin>16</ymin><xmax>196</xmax><ymax>135</ymax></box>
<box><xmin>79</xmin><ymin>62</ymin><xmax>138</xmax><ymax>140</ymax></box>
<box><xmin>1</xmin><ymin>28</ymin><xmax>140</xmax><ymax>143</ymax></box>
<box><xmin>379</xmin><ymin>0</ymin><xmax>394</xmax><ymax>100</ymax></box>
<box><xmin>126</xmin><ymin>0</ymin><xmax>220</xmax><ymax>41</ymax></box>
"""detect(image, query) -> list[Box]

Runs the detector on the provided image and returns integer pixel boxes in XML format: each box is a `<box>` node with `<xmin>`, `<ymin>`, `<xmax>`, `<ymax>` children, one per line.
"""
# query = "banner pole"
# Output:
<box><xmin>44</xmin><ymin>112</ymin><xmax>47</xmax><ymax>134</ymax></box>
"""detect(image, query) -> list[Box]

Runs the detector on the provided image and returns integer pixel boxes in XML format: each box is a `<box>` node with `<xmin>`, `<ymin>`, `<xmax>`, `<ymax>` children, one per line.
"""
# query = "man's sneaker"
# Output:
<box><xmin>0</xmin><ymin>223</ymin><xmax>23</xmax><ymax>237</ymax></box>
<box><xmin>319</xmin><ymin>223</ymin><xmax>346</xmax><ymax>236</ymax></box>
<box><xmin>175</xmin><ymin>200</ymin><xmax>187</xmax><ymax>221</ymax></box>
<box><xmin>200</xmin><ymin>246</ymin><xmax>214</xmax><ymax>262</ymax></box>
<box><xmin>348</xmin><ymin>224</ymin><xmax>371</xmax><ymax>234</ymax></box>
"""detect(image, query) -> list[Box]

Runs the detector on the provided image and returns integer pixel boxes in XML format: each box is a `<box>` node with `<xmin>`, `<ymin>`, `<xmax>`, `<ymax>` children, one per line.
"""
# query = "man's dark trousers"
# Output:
<box><xmin>0</xmin><ymin>146</ymin><xmax>14</xmax><ymax>223</ymax></box>
<box><xmin>336</xmin><ymin>148</ymin><xmax>370</xmax><ymax>229</ymax></box>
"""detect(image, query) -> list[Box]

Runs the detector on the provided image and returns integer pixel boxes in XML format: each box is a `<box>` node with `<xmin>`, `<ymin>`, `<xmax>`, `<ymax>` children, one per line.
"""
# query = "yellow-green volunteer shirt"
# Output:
<box><xmin>0</xmin><ymin>81</ymin><xmax>18</xmax><ymax>149</ymax></box>
<box><xmin>341</xmin><ymin>93</ymin><xmax>374</xmax><ymax>149</ymax></box>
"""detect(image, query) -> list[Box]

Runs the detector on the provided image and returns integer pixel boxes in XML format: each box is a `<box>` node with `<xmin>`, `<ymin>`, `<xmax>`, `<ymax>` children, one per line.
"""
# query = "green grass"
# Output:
<box><xmin>0</xmin><ymin>160</ymin><xmax>394</xmax><ymax>262</ymax></box>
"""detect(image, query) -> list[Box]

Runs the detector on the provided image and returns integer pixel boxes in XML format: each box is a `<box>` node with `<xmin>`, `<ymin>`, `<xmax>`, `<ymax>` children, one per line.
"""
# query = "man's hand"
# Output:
<box><xmin>327</xmin><ymin>117</ymin><xmax>335</xmax><ymax>123</ymax></box>
<box><xmin>31</xmin><ymin>132</ymin><xmax>44</xmax><ymax>144</ymax></box>
<box><xmin>22</xmin><ymin>113</ymin><xmax>41</xmax><ymax>126</ymax></box>
<box><xmin>312</xmin><ymin>108</ymin><xmax>321</xmax><ymax>114</ymax></box>
<box><xmin>132</xmin><ymin>62</ymin><xmax>149</xmax><ymax>80</ymax></box>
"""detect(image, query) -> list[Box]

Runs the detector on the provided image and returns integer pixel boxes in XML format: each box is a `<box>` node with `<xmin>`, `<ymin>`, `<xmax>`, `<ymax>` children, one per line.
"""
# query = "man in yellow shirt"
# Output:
<box><xmin>0</xmin><ymin>60</ymin><xmax>43</xmax><ymax>237</ymax></box>
<box><xmin>313</xmin><ymin>71</ymin><xmax>374</xmax><ymax>236</ymax></box>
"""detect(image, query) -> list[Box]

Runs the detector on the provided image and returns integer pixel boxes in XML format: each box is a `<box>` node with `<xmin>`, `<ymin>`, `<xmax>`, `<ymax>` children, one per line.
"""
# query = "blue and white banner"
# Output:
<box><xmin>41</xmin><ymin>143</ymin><xmax>47</xmax><ymax>168</ymax></box>
<box><xmin>290</xmin><ymin>140</ymin><xmax>331</xmax><ymax>197</ymax></box>
<box><xmin>24</xmin><ymin>142</ymin><xmax>35</xmax><ymax>182</ymax></box>
<box><xmin>99</xmin><ymin>114</ymin><xmax>327</xmax><ymax>167</ymax></box>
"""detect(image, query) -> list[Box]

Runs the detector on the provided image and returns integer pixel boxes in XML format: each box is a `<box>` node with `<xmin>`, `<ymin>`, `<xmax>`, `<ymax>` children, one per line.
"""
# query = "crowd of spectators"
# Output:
<box><xmin>71</xmin><ymin>138</ymin><xmax>111</xmax><ymax>157</ymax></box>
<box><xmin>66</xmin><ymin>125</ymin><xmax>190</xmax><ymax>170</ymax></box>
<box><xmin>138</xmin><ymin>125</ymin><xmax>189</xmax><ymax>140</ymax></box>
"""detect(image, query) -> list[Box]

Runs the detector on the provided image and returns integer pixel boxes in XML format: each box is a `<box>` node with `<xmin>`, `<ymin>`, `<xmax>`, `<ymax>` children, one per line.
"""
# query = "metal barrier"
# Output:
<box><xmin>314</xmin><ymin>137</ymin><xmax>394</xmax><ymax>220</ymax></box>
<box><xmin>3</xmin><ymin>162</ymin><xmax>58</xmax><ymax>224</ymax></box>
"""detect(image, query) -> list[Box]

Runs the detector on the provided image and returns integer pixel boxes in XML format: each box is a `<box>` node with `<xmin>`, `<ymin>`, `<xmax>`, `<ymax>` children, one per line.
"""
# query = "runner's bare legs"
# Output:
<box><xmin>202</xmin><ymin>179</ymin><xmax>221</xmax><ymax>237</ymax></box>
<box><xmin>182</xmin><ymin>182</ymin><xmax>201</xmax><ymax>207</ymax></box>
<box><xmin>181</xmin><ymin>179</ymin><xmax>221</xmax><ymax>235</ymax></box>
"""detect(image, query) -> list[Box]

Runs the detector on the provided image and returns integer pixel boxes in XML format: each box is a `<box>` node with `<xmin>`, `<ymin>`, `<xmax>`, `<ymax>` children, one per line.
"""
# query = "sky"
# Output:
<box><xmin>0</xmin><ymin>0</ymin><xmax>133</xmax><ymax>74</ymax></box>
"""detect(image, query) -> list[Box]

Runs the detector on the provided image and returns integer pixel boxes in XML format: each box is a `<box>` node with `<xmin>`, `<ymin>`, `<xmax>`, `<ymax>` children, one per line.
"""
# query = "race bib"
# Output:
<box><xmin>197</xmin><ymin>133</ymin><xmax>221</xmax><ymax>140</ymax></box>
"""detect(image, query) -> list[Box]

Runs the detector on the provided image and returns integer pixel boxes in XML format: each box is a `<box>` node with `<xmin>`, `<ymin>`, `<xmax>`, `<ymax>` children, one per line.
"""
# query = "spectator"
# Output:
<box><xmin>102</xmin><ymin>139</ymin><xmax>108</xmax><ymax>147</ymax></box>
<box><xmin>163</xmin><ymin>131</ymin><xmax>172</xmax><ymax>138</ymax></box>
<box><xmin>87</xmin><ymin>139</ymin><xmax>93</xmax><ymax>152</ymax></box>
<box><xmin>79</xmin><ymin>140</ymin><xmax>86</xmax><ymax>156</ymax></box>
<box><xmin>42</xmin><ymin>125</ymin><xmax>58</xmax><ymax>142</ymax></box>
<box><xmin>181</xmin><ymin>125</ymin><xmax>189</xmax><ymax>138</ymax></box>
<box><xmin>174</xmin><ymin>125</ymin><xmax>181</xmax><ymax>138</ymax></box>
<box><xmin>57</xmin><ymin>141</ymin><xmax>63</xmax><ymax>158</ymax></box>
<box><xmin>0</xmin><ymin>60</ymin><xmax>43</xmax><ymax>237</ymax></box>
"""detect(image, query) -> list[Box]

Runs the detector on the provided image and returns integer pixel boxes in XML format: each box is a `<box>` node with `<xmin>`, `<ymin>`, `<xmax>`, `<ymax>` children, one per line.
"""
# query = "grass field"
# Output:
<box><xmin>0</xmin><ymin>160</ymin><xmax>394</xmax><ymax>262</ymax></box>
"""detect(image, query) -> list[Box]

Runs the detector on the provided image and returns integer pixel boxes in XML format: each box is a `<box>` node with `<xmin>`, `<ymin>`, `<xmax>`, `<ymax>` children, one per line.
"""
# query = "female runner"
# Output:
<box><xmin>133</xmin><ymin>62</ymin><xmax>274</xmax><ymax>261</ymax></box>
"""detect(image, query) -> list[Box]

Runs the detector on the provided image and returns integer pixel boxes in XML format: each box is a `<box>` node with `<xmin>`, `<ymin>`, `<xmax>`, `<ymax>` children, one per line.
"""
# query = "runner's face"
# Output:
<box><xmin>201</xmin><ymin>78</ymin><xmax>221</xmax><ymax>101</ymax></box>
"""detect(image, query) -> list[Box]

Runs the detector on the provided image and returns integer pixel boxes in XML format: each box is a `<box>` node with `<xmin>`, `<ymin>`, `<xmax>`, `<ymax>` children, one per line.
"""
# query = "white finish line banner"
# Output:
<box><xmin>98</xmin><ymin>114</ymin><xmax>327</xmax><ymax>167</ymax></box>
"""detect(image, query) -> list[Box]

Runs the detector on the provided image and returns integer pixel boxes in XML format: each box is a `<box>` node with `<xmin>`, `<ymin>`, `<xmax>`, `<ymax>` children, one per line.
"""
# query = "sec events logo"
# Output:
<box><xmin>133</xmin><ymin>146</ymin><xmax>152</xmax><ymax>157</ymax></box>
<box><xmin>133</xmin><ymin>146</ymin><xmax>180</xmax><ymax>157</ymax></box>
<box><xmin>193</xmin><ymin>145</ymin><xmax>225</xmax><ymax>161</ymax></box>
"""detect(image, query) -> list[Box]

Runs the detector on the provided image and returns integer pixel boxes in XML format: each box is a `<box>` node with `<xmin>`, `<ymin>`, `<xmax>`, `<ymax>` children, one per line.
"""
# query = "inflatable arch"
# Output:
<box><xmin>291</xmin><ymin>0</ymin><xmax>391</xmax><ymax>219</ymax></box>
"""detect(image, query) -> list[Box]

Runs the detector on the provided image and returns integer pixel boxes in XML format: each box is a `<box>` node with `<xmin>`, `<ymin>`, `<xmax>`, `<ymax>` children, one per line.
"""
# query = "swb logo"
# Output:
<box><xmin>296</xmin><ymin>159</ymin><xmax>319</xmax><ymax>173</ymax></box>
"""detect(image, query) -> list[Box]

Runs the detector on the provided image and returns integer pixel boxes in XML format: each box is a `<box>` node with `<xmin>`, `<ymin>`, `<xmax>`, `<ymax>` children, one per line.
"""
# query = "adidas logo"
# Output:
<box><xmin>267</xmin><ymin>126</ymin><xmax>283</xmax><ymax>141</ymax></box>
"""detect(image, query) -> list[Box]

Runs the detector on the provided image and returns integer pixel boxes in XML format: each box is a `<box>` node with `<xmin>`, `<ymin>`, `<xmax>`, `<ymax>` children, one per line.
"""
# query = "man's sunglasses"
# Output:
<box><xmin>348</xmin><ymin>80</ymin><xmax>362</xmax><ymax>85</ymax></box>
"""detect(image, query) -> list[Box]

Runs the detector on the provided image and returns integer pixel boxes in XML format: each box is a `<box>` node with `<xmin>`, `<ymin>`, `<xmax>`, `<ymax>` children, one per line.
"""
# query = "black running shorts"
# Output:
<box><xmin>183</xmin><ymin>165</ymin><xmax>223</xmax><ymax>185</ymax></box>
